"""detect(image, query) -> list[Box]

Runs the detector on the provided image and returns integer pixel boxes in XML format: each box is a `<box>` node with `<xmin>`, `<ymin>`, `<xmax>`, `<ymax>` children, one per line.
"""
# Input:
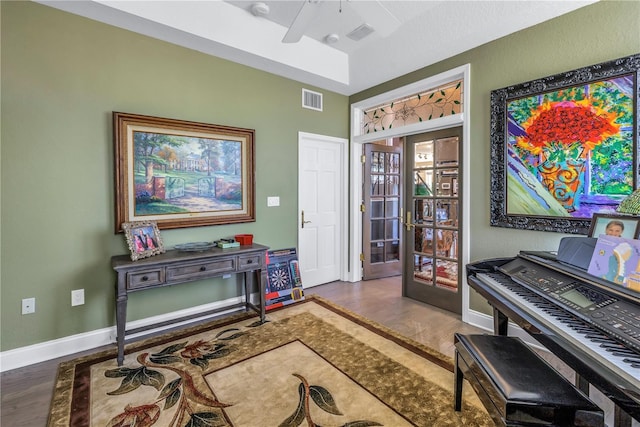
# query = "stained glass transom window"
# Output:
<box><xmin>361</xmin><ymin>80</ymin><xmax>463</xmax><ymax>134</ymax></box>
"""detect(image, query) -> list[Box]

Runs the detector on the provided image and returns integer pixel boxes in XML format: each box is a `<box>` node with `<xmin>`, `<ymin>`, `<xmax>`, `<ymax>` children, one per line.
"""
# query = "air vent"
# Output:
<box><xmin>302</xmin><ymin>89</ymin><xmax>323</xmax><ymax>111</ymax></box>
<box><xmin>347</xmin><ymin>23</ymin><xmax>375</xmax><ymax>41</ymax></box>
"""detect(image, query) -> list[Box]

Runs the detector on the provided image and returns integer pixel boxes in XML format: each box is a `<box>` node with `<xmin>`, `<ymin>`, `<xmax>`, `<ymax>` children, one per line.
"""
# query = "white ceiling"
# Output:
<box><xmin>37</xmin><ymin>0</ymin><xmax>597</xmax><ymax>95</ymax></box>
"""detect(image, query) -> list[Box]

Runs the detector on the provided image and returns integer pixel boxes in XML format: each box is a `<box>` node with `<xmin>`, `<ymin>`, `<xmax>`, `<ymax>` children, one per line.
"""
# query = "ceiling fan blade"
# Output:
<box><xmin>282</xmin><ymin>0</ymin><xmax>321</xmax><ymax>43</ymax></box>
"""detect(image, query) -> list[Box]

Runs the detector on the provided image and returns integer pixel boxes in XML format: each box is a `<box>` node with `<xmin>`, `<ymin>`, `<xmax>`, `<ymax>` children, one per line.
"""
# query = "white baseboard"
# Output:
<box><xmin>0</xmin><ymin>296</ymin><xmax>246</xmax><ymax>372</ymax></box>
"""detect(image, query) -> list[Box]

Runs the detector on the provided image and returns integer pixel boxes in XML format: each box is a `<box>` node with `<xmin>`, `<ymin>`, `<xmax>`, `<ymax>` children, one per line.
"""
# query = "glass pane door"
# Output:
<box><xmin>363</xmin><ymin>142</ymin><xmax>402</xmax><ymax>279</ymax></box>
<box><xmin>403</xmin><ymin>128</ymin><xmax>462</xmax><ymax>313</ymax></box>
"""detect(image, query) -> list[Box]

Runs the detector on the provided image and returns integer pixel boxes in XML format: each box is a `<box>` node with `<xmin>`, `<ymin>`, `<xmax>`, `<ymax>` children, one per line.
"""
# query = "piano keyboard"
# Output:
<box><xmin>477</xmin><ymin>272</ymin><xmax>640</xmax><ymax>387</ymax></box>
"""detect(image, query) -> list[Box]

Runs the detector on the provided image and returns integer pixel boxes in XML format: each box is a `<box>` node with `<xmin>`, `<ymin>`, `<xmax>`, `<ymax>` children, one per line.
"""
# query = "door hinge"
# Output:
<box><xmin>360</xmin><ymin>154</ymin><xmax>366</xmax><ymax>164</ymax></box>
<box><xmin>359</xmin><ymin>253</ymin><xmax>365</xmax><ymax>261</ymax></box>
<box><xmin>360</xmin><ymin>204</ymin><xmax>365</xmax><ymax>212</ymax></box>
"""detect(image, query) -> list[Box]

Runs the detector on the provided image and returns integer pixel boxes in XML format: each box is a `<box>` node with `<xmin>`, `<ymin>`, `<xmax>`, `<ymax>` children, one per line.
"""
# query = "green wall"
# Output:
<box><xmin>350</xmin><ymin>0</ymin><xmax>640</xmax><ymax>314</ymax></box>
<box><xmin>0</xmin><ymin>1</ymin><xmax>348</xmax><ymax>351</ymax></box>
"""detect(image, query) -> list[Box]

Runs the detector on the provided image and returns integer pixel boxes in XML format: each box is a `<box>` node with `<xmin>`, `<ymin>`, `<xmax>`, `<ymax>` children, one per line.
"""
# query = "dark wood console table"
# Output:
<box><xmin>112</xmin><ymin>243</ymin><xmax>268</xmax><ymax>365</ymax></box>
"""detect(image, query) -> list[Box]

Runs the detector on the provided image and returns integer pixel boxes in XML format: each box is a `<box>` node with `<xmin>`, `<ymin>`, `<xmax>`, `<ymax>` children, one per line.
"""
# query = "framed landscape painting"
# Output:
<box><xmin>114</xmin><ymin>112</ymin><xmax>255</xmax><ymax>232</ymax></box>
<box><xmin>489</xmin><ymin>53</ymin><xmax>640</xmax><ymax>234</ymax></box>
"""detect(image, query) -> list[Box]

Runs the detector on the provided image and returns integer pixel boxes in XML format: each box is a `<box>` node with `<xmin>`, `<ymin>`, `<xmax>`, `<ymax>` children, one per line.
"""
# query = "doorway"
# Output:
<box><xmin>403</xmin><ymin>127</ymin><xmax>463</xmax><ymax>314</ymax></box>
<box><xmin>362</xmin><ymin>140</ymin><xmax>403</xmax><ymax>279</ymax></box>
<box><xmin>297</xmin><ymin>132</ymin><xmax>348</xmax><ymax>288</ymax></box>
<box><xmin>349</xmin><ymin>64</ymin><xmax>470</xmax><ymax>317</ymax></box>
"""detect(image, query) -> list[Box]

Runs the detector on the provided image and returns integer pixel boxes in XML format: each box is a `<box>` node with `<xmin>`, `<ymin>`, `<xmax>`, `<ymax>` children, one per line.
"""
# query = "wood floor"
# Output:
<box><xmin>1</xmin><ymin>276</ymin><xmax>483</xmax><ymax>426</ymax></box>
<box><xmin>306</xmin><ymin>276</ymin><xmax>485</xmax><ymax>357</ymax></box>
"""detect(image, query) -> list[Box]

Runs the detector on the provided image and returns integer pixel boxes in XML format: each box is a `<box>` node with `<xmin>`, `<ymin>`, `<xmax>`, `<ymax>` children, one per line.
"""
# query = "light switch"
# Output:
<box><xmin>267</xmin><ymin>196</ymin><xmax>280</xmax><ymax>207</ymax></box>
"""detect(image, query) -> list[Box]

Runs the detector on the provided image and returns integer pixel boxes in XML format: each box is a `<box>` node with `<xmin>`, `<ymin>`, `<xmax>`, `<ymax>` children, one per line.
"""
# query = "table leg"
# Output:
<box><xmin>115</xmin><ymin>282</ymin><xmax>127</xmax><ymax>366</ymax></box>
<box><xmin>243</xmin><ymin>271</ymin><xmax>250</xmax><ymax>311</ymax></box>
<box><xmin>243</xmin><ymin>269</ymin><xmax>265</xmax><ymax>323</ymax></box>
<box><xmin>257</xmin><ymin>268</ymin><xmax>265</xmax><ymax>323</ymax></box>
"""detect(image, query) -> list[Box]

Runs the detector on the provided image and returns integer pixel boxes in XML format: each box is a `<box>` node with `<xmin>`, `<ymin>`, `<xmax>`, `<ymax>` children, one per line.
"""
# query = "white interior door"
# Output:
<box><xmin>298</xmin><ymin>132</ymin><xmax>347</xmax><ymax>288</ymax></box>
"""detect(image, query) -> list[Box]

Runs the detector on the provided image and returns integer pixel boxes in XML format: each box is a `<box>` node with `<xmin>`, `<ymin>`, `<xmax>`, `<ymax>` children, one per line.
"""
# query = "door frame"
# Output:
<box><xmin>298</xmin><ymin>131</ymin><xmax>350</xmax><ymax>284</ymax></box>
<box><xmin>348</xmin><ymin>64</ymin><xmax>471</xmax><ymax>321</ymax></box>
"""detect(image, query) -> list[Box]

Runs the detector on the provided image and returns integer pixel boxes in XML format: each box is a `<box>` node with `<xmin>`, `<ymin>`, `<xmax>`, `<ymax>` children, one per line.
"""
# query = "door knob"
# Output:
<box><xmin>301</xmin><ymin>210</ymin><xmax>312</xmax><ymax>228</ymax></box>
<box><xmin>405</xmin><ymin>211</ymin><xmax>416</xmax><ymax>231</ymax></box>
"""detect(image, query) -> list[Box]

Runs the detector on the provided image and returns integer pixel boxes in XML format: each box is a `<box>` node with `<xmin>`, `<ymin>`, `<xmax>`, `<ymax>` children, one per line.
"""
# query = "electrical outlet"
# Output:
<box><xmin>22</xmin><ymin>298</ymin><xmax>35</xmax><ymax>315</ymax></box>
<box><xmin>267</xmin><ymin>196</ymin><xmax>280</xmax><ymax>207</ymax></box>
<box><xmin>71</xmin><ymin>289</ymin><xmax>85</xmax><ymax>306</ymax></box>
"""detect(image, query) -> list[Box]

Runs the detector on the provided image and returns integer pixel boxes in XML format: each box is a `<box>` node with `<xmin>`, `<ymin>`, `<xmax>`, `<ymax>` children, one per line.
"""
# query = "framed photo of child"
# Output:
<box><xmin>122</xmin><ymin>220</ymin><xmax>165</xmax><ymax>261</ymax></box>
<box><xmin>588</xmin><ymin>213</ymin><xmax>640</xmax><ymax>240</ymax></box>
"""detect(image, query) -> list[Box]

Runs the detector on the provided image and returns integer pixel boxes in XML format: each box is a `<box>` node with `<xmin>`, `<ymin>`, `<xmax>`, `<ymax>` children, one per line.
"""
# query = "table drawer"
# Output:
<box><xmin>166</xmin><ymin>258</ymin><xmax>236</xmax><ymax>281</ymax></box>
<box><xmin>127</xmin><ymin>269</ymin><xmax>165</xmax><ymax>289</ymax></box>
<box><xmin>238</xmin><ymin>254</ymin><xmax>262</xmax><ymax>271</ymax></box>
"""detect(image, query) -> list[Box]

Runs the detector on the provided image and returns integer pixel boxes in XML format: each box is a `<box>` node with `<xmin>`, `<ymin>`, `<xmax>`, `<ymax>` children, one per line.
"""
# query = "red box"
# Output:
<box><xmin>235</xmin><ymin>234</ymin><xmax>253</xmax><ymax>245</ymax></box>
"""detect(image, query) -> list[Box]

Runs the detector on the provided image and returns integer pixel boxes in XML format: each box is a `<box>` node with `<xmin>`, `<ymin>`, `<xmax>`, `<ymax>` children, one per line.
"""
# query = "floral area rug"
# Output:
<box><xmin>48</xmin><ymin>296</ymin><xmax>491</xmax><ymax>426</ymax></box>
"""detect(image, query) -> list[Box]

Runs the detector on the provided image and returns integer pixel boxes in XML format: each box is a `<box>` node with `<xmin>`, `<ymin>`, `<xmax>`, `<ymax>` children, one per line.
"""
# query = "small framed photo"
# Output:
<box><xmin>122</xmin><ymin>220</ymin><xmax>165</xmax><ymax>261</ymax></box>
<box><xmin>588</xmin><ymin>213</ymin><xmax>640</xmax><ymax>240</ymax></box>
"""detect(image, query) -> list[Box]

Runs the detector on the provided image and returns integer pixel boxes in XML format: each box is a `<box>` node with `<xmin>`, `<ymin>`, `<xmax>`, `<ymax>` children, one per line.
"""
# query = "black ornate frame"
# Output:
<box><xmin>489</xmin><ymin>53</ymin><xmax>640</xmax><ymax>234</ymax></box>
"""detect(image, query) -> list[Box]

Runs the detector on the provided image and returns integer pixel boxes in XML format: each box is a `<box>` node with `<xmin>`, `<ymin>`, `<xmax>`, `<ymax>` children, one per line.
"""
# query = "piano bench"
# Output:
<box><xmin>454</xmin><ymin>333</ymin><xmax>604</xmax><ymax>427</ymax></box>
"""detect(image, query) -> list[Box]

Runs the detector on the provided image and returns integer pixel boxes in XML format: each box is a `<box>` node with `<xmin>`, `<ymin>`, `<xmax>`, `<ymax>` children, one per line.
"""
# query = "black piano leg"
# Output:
<box><xmin>493</xmin><ymin>307</ymin><xmax>509</xmax><ymax>336</ymax></box>
<box><xmin>575</xmin><ymin>375</ymin><xmax>632</xmax><ymax>427</ymax></box>
<box><xmin>614</xmin><ymin>405</ymin><xmax>632</xmax><ymax>427</ymax></box>
<box><xmin>575</xmin><ymin>375</ymin><xmax>634</xmax><ymax>427</ymax></box>
<box><xmin>454</xmin><ymin>349</ymin><xmax>463</xmax><ymax>411</ymax></box>
<box><xmin>576</xmin><ymin>374</ymin><xmax>589</xmax><ymax>394</ymax></box>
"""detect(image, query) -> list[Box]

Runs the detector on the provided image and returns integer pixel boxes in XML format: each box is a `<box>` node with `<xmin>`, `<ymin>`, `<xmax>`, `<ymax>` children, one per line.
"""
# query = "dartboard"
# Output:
<box><xmin>268</xmin><ymin>266</ymin><xmax>290</xmax><ymax>291</ymax></box>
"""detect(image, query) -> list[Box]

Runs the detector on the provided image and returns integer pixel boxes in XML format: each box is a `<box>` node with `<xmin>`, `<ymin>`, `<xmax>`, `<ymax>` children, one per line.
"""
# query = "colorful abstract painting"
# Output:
<box><xmin>489</xmin><ymin>54</ymin><xmax>640</xmax><ymax>234</ymax></box>
<box><xmin>506</xmin><ymin>75</ymin><xmax>634</xmax><ymax>219</ymax></box>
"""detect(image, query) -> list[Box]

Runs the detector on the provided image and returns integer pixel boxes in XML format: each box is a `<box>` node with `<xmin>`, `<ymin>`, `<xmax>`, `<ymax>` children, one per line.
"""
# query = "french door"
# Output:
<box><xmin>403</xmin><ymin>127</ymin><xmax>463</xmax><ymax>313</ymax></box>
<box><xmin>362</xmin><ymin>142</ymin><xmax>402</xmax><ymax>279</ymax></box>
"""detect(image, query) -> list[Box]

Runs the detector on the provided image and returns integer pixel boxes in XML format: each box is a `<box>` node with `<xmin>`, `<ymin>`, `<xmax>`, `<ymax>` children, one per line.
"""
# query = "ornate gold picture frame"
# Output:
<box><xmin>114</xmin><ymin>112</ymin><xmax>255</xmax><ymax>232</ymax></box>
